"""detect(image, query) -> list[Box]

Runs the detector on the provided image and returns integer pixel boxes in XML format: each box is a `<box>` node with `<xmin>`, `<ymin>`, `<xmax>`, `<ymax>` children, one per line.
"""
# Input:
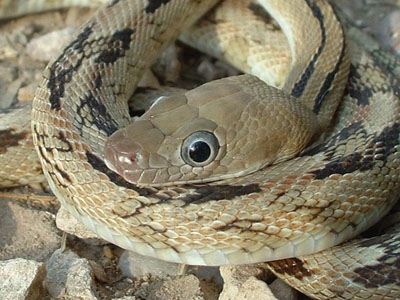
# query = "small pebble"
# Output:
<box><xmin>45</xmin><ymin>248</ymin><xmax>98</xmax><ymax>299</ymax></box>
<box><xmin>219</xmin><ymin>265</ymin><xmax>278</xmax><ymax>300</ymax></box>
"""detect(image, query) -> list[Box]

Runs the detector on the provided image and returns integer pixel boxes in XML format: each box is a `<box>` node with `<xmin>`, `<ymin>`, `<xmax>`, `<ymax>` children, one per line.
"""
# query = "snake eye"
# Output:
<box><xmin>181</xmin><ymin>131</ymin><xmax>219</xmax><ymax>167</ymax></box>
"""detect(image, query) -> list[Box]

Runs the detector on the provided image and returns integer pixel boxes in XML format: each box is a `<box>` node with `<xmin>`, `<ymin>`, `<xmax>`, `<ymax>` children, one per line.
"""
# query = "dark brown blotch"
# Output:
<box><xmin>268</xmin><ymin>258</ymin><xmax>313</xmax><ymax>280</ymax></box>
<box><xmin>0</xmin><ymin>129</ymin><xmax>28</xmax><ymax>154</ymax></box>
<box><xmin>48</xmin><ymin>26</ymin><xmax>93</xmax><ymax>110</ymax></box>
<box><xmin>145</xmin><ymin>0</ymin><xmax>171</xmax><ymax>14</ymax></box>
<box><xmin>180</xmin><ymin>183</ymin><xmax>261</xmax><ymax>204</ymax></box>
<box><xmin>354</xmin><ymin>230</ymin><xmax>400</xmax><ymax>288</ymax></box>
<box><xmin>77</xmin><ymin>92</ymin><xmax>118</xmax><ymax>137</ymax></box>
<box><xmin>96</xmin><ymin>28</ymin><xmax>134</xmax><ymax>64</ymax></box>
<box><xmin>247</xmin><ymin>3</ymin><xmax>272</xmax><ymax>22</ymax></box>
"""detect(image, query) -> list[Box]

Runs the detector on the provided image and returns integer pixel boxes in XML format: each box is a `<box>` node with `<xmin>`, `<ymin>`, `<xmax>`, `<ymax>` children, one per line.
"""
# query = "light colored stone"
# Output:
<box><xmin>197</xmin><ymin>58</ymin><xmax>225</xmax><ymax>82</ymax></box>
<box><xmin>0</xmin><ymin>258</ymin><xmax>46</xmax><ymax>300</ymax></box>
<box><xmin>0</xmin><ymin>65</ymin><xmax>21</xmax><ymax>109</ymax></box>
<box><xmin>154</xmin><ymin>44</ymin><xmax>181</xmax><ymax>83</ymax></box>
<box><xmin>138</xmin><ymin>69</ymin><xmax>161</xmax><ymax>89</ymax></box>
<box><xmin>269</xmin><ymin>278</ymin><xmax>298</xmax><ymax>300</ymax></box>
<box><xmin>56</xmin><ymin>207</ymin><xmax>107</xmax><ymax>245</ymax></box>
<box><xmin>219</xmin><ymin>265</ymin><xmax>277</xmax><ymax>300</ymax></box>
<box><xmin>26</xmin><ymin>27</ymin><xmax>77</xmax><ymax>61</ymax></box>
<box><xmin>18</xmin><ymin>82</ymin><xmax>38</xmax><ymax>102</ymax></box>
<box><xmin>119</xmin><ymin>250</ymin><xmax>181</xmax><ymax>278</ymax></box>
<box><xmin>149</xmin><ymin>275</ymin><xmax>205</xmax><ymax>300</ymax></box>
<box><xmin>0</xmin><ymin>35</ymin><xmax>18</xmax><ymax>60</ymax></box>
<box><xmin>45</xmin><ymin>249</ymin><xmax>98</xmax><ymax>299</ymax></box>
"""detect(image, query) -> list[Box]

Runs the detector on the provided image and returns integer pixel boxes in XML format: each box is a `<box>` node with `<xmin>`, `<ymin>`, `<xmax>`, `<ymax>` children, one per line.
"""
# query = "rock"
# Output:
<box><xmin>0</xmin><ymin>65</ymin><xmax>21</xmax><ymax>109</ymax></box>
<box><xmin>214</xmin><ymin>60</ymin><xmax>241</xmax><ymax>77</ymax></box>
<box><xmin>0</xmin><ymin>200</ymin><xmax>60</xmax><ymax>261</ymax></box>
<box><xmin>119</xmin><ymin>251</ymin><xmax>221</xmax><ymax>299</ymax></box>
<box><xmin>119</xmin><ymin>250</ymin><xmax>222</xmax><ymax>284</ymax></box>
<box><xmin>0</xmin><ymin>35</ymin><xmax>18</xmax><ymax>60</ymax></box>
<box><xmin>188</xmin><ymin>265</ymin><xmax>223</xmax><ymax>285</ymax></box>
<box><xmin>0</xmin><ymin>258</ymin><xmax>46</xmax><ymax>300</ymax></box>
<box><xmin>219</xmin><ymin>265</ymin><xmax>277</xmax><ymax>300</ymax></box>
<box><xmin>148</xmin><ymin>275</ymin><xmax>205</xmax><ymax>300</ymax></box>
<box><xmin>56</xmin><ymin>207</ymin><xmax>107</xmax><ymax>245</ymax></box>
<box><xmin>89</xmin><ymin>260</ymin><xmax>110</xmax><ymax>283</ymax></box>
<box><xmin>18</xmin><ymin>82</ymin><xmax>38</xmax><ymax>102</ymax></box>
<box><xmin>332</xmin><ymin>0</ymin><xmax>400</xmax><ymax>56</ymax></box>
<box><xmin>26</xmin><ymin>27</ymin><xmax>77</xmax><ymax>61</ymax></box>
<box><xmin>197</xmin><ymin>58</ymin><xmax>225</xmax><ymax>82</ymax></box>
<box><xmin>376</xmin><ymin>10</ymin><xmax>400</xmax><ymax>56</ymax></box>
<box><xmin>65</xmin><ymin>7</ymin><xmax>99</xmax><ymax>27</ymax></box>
<box><xmin>45</xmin><ymin>249</ymin><xmax>98</xmax><ymax>299</ymax></box>
<box><xmin>137</xmin><ymin>69</ymin><xmax>161</xmax><ymax>89</ymax></box>
<box><xmin>118</xmin><ymin>250</ymin><xmax>181</xmax><ymax>278</ymax></box>
<box><xmin>153</xmin><ymin>44</ymin><xmax>181</xmax><ymax>83</ymax></box>
<box><xmin>269</xmin><ymin>278</ymin><xmax>298</xmax><ymax>300</ymax></box>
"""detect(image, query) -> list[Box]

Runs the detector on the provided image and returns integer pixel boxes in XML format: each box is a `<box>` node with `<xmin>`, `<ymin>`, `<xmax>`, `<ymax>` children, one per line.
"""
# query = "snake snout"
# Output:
<box><xmin>104</xmin><ymin>129</ymin><xmax>146</xmax><ymax>178</ymax></box>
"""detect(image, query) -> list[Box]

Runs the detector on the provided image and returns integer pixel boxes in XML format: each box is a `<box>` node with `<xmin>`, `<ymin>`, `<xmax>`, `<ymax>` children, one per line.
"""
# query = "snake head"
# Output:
<box><xmin>104</xmin><ymin>75</ymin><xmax>318</xmax><ymax>186</ymax></box>
<box><xmin>103</xmin><ymin>90</ymin><xmax>228</xmax><ymax>186</ymax></box>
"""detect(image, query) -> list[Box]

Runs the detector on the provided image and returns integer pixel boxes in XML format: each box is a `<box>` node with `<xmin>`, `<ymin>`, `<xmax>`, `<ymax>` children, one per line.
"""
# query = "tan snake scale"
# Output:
<box><xmin>0</xmin><ymin>0</ymin><xmax>399</xmax><ymax>299</ymax></box>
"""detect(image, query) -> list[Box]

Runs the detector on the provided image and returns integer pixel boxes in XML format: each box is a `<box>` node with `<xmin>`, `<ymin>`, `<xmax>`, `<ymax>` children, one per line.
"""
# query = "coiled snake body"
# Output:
<box><xmin>1</xmin><ymin>0</ymin><xmax>400</xmax><ymax>299</ymax></box>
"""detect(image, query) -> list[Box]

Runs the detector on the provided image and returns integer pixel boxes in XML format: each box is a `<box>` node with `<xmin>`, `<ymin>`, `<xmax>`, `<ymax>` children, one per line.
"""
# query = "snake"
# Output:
<box><xmin>0</xmin><ymin>0</ymin><xmax>399</xmax><ymax>299</ymax></box>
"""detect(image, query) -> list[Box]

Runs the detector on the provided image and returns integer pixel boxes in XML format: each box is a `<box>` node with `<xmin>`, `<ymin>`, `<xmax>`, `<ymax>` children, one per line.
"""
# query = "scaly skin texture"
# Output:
<box><xmin>0</xmin><ymin>0</ymin><xmax>399</xmax><ymax>299</ymax></box>
<box><xmin>0</xmin><ymin>105</ymin><xmax>45</xmax><ymax>187</ymax></box>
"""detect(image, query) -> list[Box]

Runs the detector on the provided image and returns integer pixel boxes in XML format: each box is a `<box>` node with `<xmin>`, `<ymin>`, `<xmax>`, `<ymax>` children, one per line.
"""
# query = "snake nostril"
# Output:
<box><xmin>117</xmin><ymin>152</ymin><xmax>138</xmax><ymax>166</ymax></box>
<box><xmin>128</xmin><ymin>153</ymin><xmax>137</xmax><ymax>163</ymax></box>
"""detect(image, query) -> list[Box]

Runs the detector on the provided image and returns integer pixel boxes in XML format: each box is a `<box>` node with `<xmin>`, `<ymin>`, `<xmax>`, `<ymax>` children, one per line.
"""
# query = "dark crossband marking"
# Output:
<box><xmin>48</xmin><ymin>26</ymin><xmax>93</xmax><ymax>110</ymax></box>
<box><xmin>304</xmin><ymin>122</ymin><xmax>363</xmax><ymax>157</ymax></box>
<box><xmin>77</xmin><ymin>92</ymin><xmax>119</xmax><ymax>137</ymax></box>
<box><xmin>180</xmin><ymin>183</ymin><xmax>261</xmax><ymax>204</ymax></box>
<box><xmin>247</xmin><ymin>3</ymin><xmax>274</xmax><ymax>23</ymax></box>
<box><xmin>310</xmin><ymin>123</ymin><xmax>400</xmax><ymax>180</ymax></box>
<box><xmin>370</xmin><ymin>48</ymin><xmax>400</xmax><ymax>77</ymax></box>
<box><xmin>368</xmin><ymin>49</ymin><xmax>400</xmax><ymax>100</ymax></box>
<box><xmin>313</xmin><ymin>36</ymin><xmax>346</xmax><ymax>113</ymax></box>
<box><xmin>107</xmin><ymin>0</ymin><xmax>121</xmax><ymax>7</ymax></box>
<box><xmin>354</xmin><ymin>230</ymin><xmax>400</xmax><ymax>288</ymax></box>
<box><xmin>268</xmin><ymin>258</ymin><xmax>313</xmax><ymax>280</ymax></box>
<box><xmin>146</xmin><ymin>0</ymin><xmax>171</xmax><ymax>13</ymax></box>
<box><xmin>96</xmin><ymin>28</ymin><xmax>134</xmax><ymax>64</ymax></box>
<box><xmin>0</xmin><ymin>129</ymin><xmax>28</xmax><ymax>154</ymax></box>
<box><xmin>48</xmin><ymin>26</ymin><xmax>133</xmax><ymax>111</ymax></box>
<box><xmin>291</xmin><ymin>0</ymin><xmax>326</xmax><ymax>99</ymax></box>
<box><xmin>347</xmin><ymin>64</ymin><xmax>373</xmax><ymax>106</ymax></box>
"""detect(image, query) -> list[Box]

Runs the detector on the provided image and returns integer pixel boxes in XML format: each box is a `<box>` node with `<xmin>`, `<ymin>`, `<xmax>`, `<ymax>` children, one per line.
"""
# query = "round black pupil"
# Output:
<box><xmin>189</xmin><ymin>141</ymin><xmax>211</xmax><ymax>163</ymax></box>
